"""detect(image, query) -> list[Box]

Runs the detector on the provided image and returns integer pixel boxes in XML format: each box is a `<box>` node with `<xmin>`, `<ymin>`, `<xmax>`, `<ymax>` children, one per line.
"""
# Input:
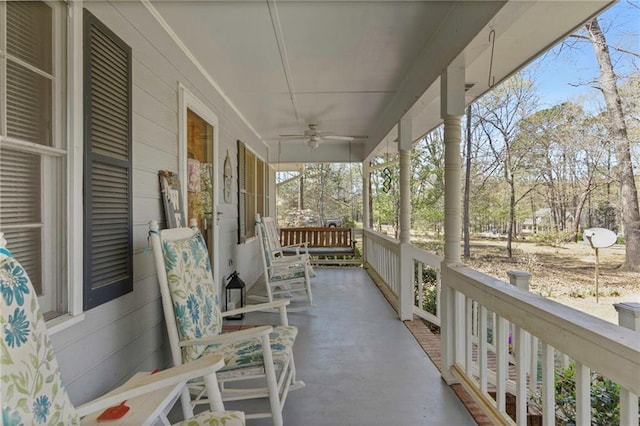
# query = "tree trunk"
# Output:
<box><xmin>586</xmin><ymin>18</ymin><xmax>640</xmax><ymax>271</ymax></box>
<box><xmin>463</xmin><ymin>105</ymin><xmax>472</xmax><ymax>260</ymax></box>
<box><xmin>319</xmin><ymin>163</ymin><xmax>325</xmax><ymax>224</ymax></box>
<box><xmin>574</xmin><ymin>190</ymin><xmax>590</xmax><ymax>242</ymax></box>
<box><xmin>299</xmin><ymin>175</ymin><xmax>304</xmax><ymax>210</ymax></box>
<box><xmin>507</xmin><ymin>177</ymin><xmax>515</xmax><ymax>258</ymax></box>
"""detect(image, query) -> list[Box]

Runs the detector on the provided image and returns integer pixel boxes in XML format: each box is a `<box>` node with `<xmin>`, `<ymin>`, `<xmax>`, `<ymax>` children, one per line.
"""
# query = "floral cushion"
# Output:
<box><xmin>162</xmin><ymin>233</ymin><xmax>222</xmax><ymax>362</ymax></box>
<box><xmin>174</xmin><ymin>409</ymin><xmax>245</xmax><ymax>426</ymax></box>
<box><xmin>278</xmin><ymin>259</ymin><xmax>316</xmax><ymax>278</ymax></box>
<box><xmin>270</xmin><ymin>264</ymin><xmax>307</xmax><ymax>282</ymax></box>
<box><xmin>0</xmin><ymin>257</ymin><xmax>80</xmax><ymax>425</ymax></box>
<box><xmin>197</xmin><ymin>326</ymin><xmax>298</xmax><ymax>370</ymax></box>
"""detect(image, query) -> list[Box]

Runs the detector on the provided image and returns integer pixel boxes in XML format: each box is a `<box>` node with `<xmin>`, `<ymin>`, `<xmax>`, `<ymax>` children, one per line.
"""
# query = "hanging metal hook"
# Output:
<box><xmin>488</xmin><ymin>29</ymin><xmax>496</xmax><ymax>88</ymax></box>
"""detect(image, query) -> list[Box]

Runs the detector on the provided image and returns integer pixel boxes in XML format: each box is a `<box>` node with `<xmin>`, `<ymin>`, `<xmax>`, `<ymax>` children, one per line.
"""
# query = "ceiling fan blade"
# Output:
<box><xmin>279</xmin><ymin>134</ymin><xmax>306</xmax><ymax>138</ymax></box>
<box><xmin>323</xmin><ymin>135</ymin><xmax>354</xmax><ymax>141</ymax></box>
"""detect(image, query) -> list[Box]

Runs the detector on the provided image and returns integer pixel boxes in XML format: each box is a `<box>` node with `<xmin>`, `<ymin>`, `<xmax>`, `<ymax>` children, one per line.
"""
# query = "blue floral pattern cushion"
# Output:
<box><xmin>162</xmin><ymin>233</ymin><xmax>223</xmax><ymax>362</ymax></box>
<box><xmin>199</xmin><ymin>326</ymin><xmax>297</xmax><ymax>369</ymax></box>
<box><xmin>174</xmin><ymin>409</ymin><xmax>245</xmax><ymax>426</ymax></box>
<box><xmin>270</xmin><ymin>265</ymin><xmax>307</xmax><ymax>282</ymax></box>
<box><xmin>0</xmin><ymin>257</ymin><xmax>79</xmax><ymax>425</ymax></box>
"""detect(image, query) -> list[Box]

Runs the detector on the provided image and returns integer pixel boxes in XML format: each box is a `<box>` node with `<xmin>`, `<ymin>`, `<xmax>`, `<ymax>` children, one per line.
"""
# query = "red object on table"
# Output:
<box><xmin>96</xmin><ymin>401</ymin><xmax>129</xmax><ymax>422</ymax></box>
<box><xmin>96</xmin><ymin>369</ymin><xmax>161</xmax><ymax>421</ymax></box>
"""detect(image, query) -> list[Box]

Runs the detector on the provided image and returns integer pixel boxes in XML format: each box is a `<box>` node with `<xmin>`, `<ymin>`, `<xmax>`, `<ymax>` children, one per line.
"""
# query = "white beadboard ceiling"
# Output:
<box><xmin>148</xmin><ymin>0</ymin><xmax>612</xmax><ymax>163</ymax></box>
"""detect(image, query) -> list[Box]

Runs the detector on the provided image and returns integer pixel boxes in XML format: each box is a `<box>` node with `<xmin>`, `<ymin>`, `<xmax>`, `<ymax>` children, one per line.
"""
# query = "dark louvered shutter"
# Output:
<box><xmin>83</xmin><ymin>10</ymin><xmax>132</xmax><ymax>309</ymax></box>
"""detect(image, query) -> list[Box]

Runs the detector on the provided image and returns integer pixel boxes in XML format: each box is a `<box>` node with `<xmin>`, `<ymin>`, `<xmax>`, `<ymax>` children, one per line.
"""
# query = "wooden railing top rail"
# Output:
<box><xmin>403</xmin><ymin>242</ymin><xmax>442</xmax><ymax>268</ymax></box>
<box><xmin>364</xmin><ymin>229</ymin><xmax>443</xmax><ymax>268</ymax></box>
<box><xmin>444</xmin><ymin>263</ymin><xmax>640</xmax><ymax>395</ymax></box>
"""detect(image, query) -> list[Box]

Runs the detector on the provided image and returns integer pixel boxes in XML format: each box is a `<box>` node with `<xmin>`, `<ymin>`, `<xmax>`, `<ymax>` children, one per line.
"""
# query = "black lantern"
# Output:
<box><xmin>225</xmin><ymin>271</ymin><xmax>246</xmax><ymax>320</ymax></box>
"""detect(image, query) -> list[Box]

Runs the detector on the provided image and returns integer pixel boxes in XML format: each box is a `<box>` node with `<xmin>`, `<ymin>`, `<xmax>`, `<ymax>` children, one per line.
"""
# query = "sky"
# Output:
<box><xmin>528</xmin><ymin>0</ymin><xmax>639</xmax><ymax>111</ymax></box>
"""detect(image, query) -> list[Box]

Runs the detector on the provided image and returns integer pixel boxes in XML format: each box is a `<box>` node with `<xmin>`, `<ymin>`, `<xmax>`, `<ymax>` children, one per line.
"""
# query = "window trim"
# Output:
<box><xmin>66</xmin><ymin>0</ymin><xmax>85</xmax><ymax>320</ymax></box>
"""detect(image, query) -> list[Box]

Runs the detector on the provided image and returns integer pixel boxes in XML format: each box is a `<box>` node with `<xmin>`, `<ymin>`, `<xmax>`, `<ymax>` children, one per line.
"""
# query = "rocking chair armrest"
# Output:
<box><xmin>222</xmin><ymin>299</ymin><xmax>290</xmax><ymax>317</ymax></box>
<box><xmin>76</xmin><ymin>354</ymin><xmax>225</xmax><ymax>418</ymax></box>
<box><xmin>280</xmin><ymin>243</ymin><xmax>308</xmax><ymax>251</ymax></box>
<box><xmin>279</xmin><ymin>244</ymin><xmax>310</xmax><ymax>257</ymax></box>
<box><xmin>178</xmin><ymin>325</ymin><xmax>274</xmax><ymax>347</ymax></box>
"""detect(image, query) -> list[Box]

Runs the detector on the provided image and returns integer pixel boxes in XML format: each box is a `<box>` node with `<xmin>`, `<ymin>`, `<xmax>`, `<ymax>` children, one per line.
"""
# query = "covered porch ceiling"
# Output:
<box><xmin>147</xmin><ymin>0</ymin><xmax>612</xmax><ymax>163</ymax></box>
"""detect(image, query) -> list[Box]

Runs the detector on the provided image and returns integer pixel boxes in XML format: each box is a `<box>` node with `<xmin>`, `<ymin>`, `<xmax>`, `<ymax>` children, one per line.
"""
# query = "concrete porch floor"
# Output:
<box><xmin>223</xmin><ymin>267</ymin><xmax>476</xmax><ymax>425</ymax></box>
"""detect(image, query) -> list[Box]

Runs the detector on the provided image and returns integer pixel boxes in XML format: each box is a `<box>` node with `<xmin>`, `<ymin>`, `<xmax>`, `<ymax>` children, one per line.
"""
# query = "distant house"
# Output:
<box><xmin>521</xmin><ymin>208</ymin><xmax>575</xmax><ymax>234</ymax></box>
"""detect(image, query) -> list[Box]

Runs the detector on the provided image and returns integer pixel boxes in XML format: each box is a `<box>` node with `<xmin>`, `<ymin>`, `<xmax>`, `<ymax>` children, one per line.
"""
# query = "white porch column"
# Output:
<box><xmin>363</xmin><ymin>161</ymin><xmax>370</xmax><ymax>230</ymax></box>
<box><xmin>362</xmin><ymin>161</ymin><xmax>371</xmax><ymax>265</ymax></box>
<box><xmin>398</xmin><ymin>117</ymin><xmax>412</xmax><ymax>244</ymax></box>
<box><xmin>443</xmin><ymin>118</ymin><xmax>462</xmax><ymax>263</ymax></box>
<box><xmin>398</xmin><ymin>117</ymin><xmax>413</xmax><ymax>320</ymax></box>
<box><xmin>440</xmin><ymin>60</ymin><xmax>465</xmax><ymax>384</ymax></box>
<box><xmin>615</xmin><ymin>302</ymin><xmax>640</xmax><ymax>425</ymax></box>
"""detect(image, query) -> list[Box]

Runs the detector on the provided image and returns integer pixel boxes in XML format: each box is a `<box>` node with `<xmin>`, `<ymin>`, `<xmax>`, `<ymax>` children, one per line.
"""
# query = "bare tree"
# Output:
<box><xmin>520</xmin><ymin>103</ymin><xmax>610</xmax><ymax>241</ymax></box>
<box><xmin>586</xmin><ymin>18</ymin><xmax>640</xmax><ymax>271</ymax></box>
<box><xmin>476</xmin><ymin>74</ymin><xmax>539</xmax><ymax>257</ymax></box>
<box><xmin>463</xmin><ymin>105</ymin><xmax>472</xmax><ymax>259</ymax></box>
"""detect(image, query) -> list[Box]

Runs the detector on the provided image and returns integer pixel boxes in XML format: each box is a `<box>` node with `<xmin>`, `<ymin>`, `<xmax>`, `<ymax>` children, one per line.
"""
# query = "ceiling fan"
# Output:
<box><xmin>279</xmin><ymin>124</ymin><xmax>367</xmax><ymax>149</ymax></box>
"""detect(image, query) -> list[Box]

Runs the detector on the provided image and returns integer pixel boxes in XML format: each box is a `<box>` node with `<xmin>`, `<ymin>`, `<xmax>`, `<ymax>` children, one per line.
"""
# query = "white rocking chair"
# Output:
<box><xmin>262</xmin><ymin>216</ymin><xmax>310</xmax><ymax>261</ymax></box>
<box><xmin>0</xmin><ymin>233</ymin><xmax>244</xmax><ymax>426</ymax></box>
<box><xmin>148</xmin><ymin>220</ymin><xmax>304</xmax><ymax>426</ymax></box>
<box><xmin>254</xmin><ymin>215</ymin><xmax>314</xmax><ymax>311</ymax></box>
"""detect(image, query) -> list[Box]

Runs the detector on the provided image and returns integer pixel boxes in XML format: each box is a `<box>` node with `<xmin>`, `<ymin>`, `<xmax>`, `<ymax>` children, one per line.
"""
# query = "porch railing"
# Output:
<box><xmin>363</xmin><ymin>229</ymin><xmax>441</xmax><ymax>325</ymax></box>
<box><xmin>363</xmin><ymin>228</ymin><xmax>640</xmax><ymax>425</ymax></box>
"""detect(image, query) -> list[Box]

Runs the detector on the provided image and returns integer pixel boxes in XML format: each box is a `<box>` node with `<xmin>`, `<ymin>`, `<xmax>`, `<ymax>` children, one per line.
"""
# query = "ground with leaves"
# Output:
<box><xmin>413</xmin><ymin>235</ymin><xmax>640</xmax><ymax>324</ymax></box>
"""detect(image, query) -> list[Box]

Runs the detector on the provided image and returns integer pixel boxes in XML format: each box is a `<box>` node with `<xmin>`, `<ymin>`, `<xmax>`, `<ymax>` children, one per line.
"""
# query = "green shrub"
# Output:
<box><xmin>414</xmin><ymin>265</ymin><xmax>438</xmax><ymax>315</ymax></box>
<box><xmin>531</xmin><ymin>362</ymin><xmax>640</xmax><ymax>425</ymax></box>
<box><xmin>422</xmin><ymin>285</ymin><xmax>437</xmax><ymax>315</ymax></box>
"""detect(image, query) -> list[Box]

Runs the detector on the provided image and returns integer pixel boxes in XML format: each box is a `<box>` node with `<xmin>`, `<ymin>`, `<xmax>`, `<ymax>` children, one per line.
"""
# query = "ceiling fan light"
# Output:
<box><xmin>308</xmin><ymin>138</ymin><xmax>320</xmax><ymax>150</ymax></box>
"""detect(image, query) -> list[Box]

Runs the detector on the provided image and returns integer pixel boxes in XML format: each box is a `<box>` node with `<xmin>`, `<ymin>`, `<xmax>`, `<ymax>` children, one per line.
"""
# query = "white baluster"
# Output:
<box><xmin>496</xmin><ymin>315</ymin><xmax>508</xmax><ymax>413</ymax></box>
<box><xmin>575</xmin><ymin>362</ymin><xmax>590</xmax><ymax>425</ymax></box>
<box><xmin>541</xmin><ymin>342</ymin><xmax>555</xmax><ymax>426</ymax></box>
<box><xmin>478</xmin><ymin>305</ymin><xmax>488</xmax><ymax>393</ymax></box>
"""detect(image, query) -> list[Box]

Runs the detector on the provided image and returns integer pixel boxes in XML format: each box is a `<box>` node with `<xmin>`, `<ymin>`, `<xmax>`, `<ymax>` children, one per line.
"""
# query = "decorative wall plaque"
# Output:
<box><xmin>223</xmin><ymin>151</ymin><xmax>233</xmax><ymax>203</ymax></box>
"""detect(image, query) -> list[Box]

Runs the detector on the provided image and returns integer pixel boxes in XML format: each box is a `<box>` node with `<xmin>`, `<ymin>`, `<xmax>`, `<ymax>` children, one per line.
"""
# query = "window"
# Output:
<box><xmin>0</xmin><ymin>1</ymin><xmax>67</xmax><ymax>319</ymax></box>
<box><xmin>83</xmin><ymin>10</ymin><xmax>132</xmax><ymax>309</ymax></box>
<box><xmin>237</xmin><ymin>140</ymin><xmax>269</xmax><ymax>243</ymax></box>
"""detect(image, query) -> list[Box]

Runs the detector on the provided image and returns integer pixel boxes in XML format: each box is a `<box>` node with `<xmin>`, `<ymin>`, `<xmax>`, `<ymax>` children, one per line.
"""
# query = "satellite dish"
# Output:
<box><xmin>583</xmin><ymin>228</ymin><xmax>617</xmax><ymax>248</ymax></box>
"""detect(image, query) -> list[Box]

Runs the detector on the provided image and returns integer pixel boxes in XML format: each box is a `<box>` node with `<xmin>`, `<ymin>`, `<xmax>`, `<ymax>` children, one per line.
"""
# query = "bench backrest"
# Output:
<box><xmin>280</xmin><ymin>227</ymin><xmax>353</xmax><ymax>249</ymax></box>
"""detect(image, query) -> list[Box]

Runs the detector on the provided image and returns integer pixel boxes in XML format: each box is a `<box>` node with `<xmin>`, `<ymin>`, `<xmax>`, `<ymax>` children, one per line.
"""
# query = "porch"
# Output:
<box><xmin>220</xmin><ymin>267</ymin><xmax>476</xmax><ymax>426</ymax></box>
<box><xmin>229</xmin><ymin>228</ymin><xmax>640</xmax><ymax>424</ymax></box>
<box><xmin>3</xmin><ymin>1</ymin><xmax>637</xmax><ymax>425</ymax></box>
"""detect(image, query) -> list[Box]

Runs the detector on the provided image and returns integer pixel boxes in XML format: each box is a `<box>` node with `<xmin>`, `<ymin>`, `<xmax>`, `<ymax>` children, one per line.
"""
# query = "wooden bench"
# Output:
<box><xmin>279</xmin><ymin>227</ymin><xmax>358</xmax><ymax>264</ymax></box>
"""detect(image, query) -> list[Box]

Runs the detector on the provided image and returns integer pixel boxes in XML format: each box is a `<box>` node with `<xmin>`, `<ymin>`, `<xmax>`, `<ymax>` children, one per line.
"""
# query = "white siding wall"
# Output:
<box><xmin>50</xmin><ymin>1</ymin><xmax>268</xmax><ymax>404</ymax></box>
